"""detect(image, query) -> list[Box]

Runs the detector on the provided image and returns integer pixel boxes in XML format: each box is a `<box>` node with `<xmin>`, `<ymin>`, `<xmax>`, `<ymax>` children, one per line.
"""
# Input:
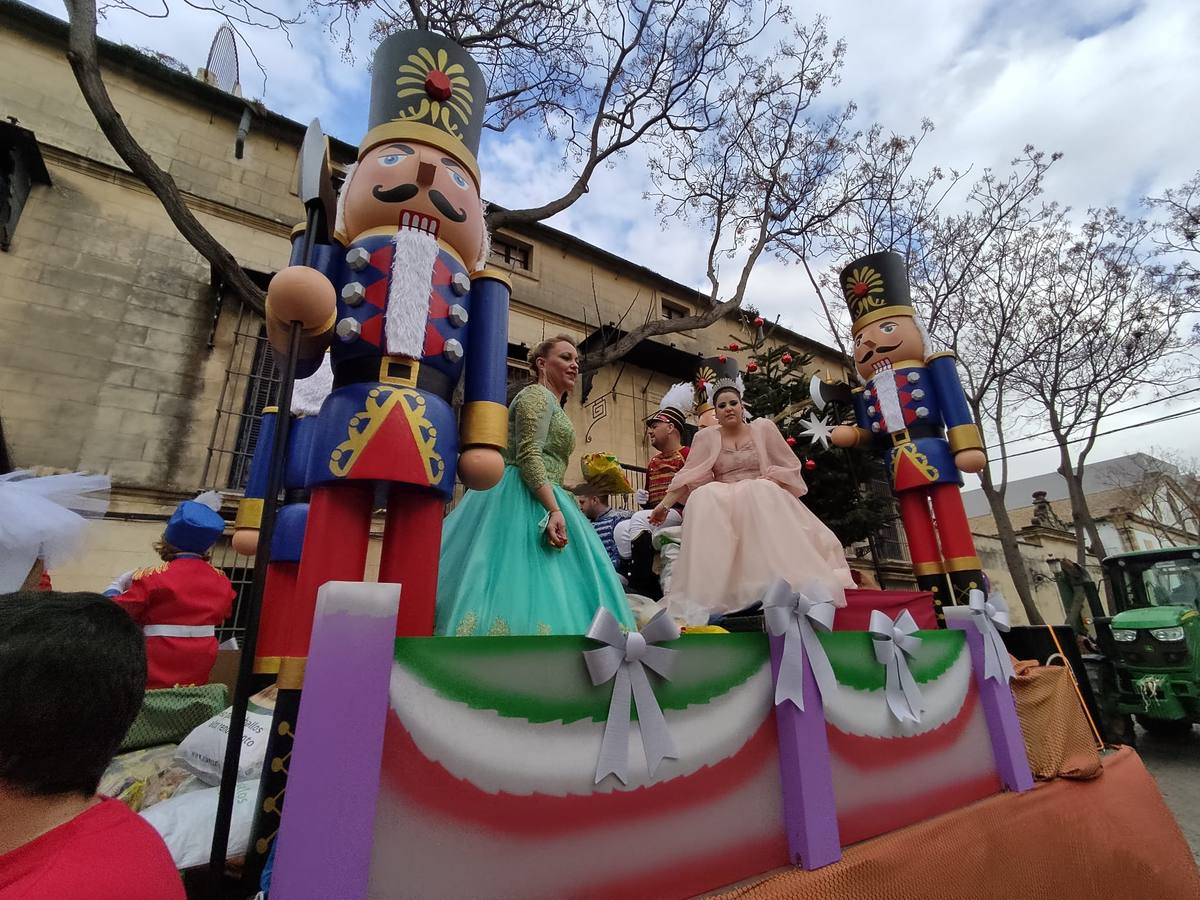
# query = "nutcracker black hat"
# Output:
<box><xmin>840</xmin><ymin>251</ymin><xmax>915</xmax><ymax>332</ymax></box>
<box><xmin>696</xmin><ymin>355</ymin><xmax>744</xmax><ymax>406</ymax></box>
<box><xmin>362</xmin><ymin>30</ymin><xmax>487</xmax><ymax>187</ymax></box>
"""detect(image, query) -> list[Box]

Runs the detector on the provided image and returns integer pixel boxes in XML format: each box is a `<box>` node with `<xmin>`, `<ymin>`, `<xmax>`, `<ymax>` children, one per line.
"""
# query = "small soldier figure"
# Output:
<box><xmin>231</xmin><ymin>355</ymin><xmax>332</xmax><ymax>687</ymax></box>
<box><xmin>828</xmin><ymin>251</ymin><xmax>988</xmax><ymax>619</ymax></box>
<box><xmin>263</xmin><ymin>30</ymin><xmax>511</xmax><ymax>638</ymax></box>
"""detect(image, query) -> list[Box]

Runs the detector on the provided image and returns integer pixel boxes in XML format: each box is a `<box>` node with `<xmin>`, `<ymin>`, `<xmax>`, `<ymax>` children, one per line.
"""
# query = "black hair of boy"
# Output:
<box><xmin>0</xmin><ymin>591</ymin><xmax>146</xmax><ymax>797</ymax></box>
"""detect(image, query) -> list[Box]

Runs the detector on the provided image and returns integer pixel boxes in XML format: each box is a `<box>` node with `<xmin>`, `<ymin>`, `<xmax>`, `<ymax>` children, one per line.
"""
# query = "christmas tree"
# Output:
<box><xmin>724</xmin><ymin>316</ymin><xmax>894</xmax><ymax>547</ymax></box>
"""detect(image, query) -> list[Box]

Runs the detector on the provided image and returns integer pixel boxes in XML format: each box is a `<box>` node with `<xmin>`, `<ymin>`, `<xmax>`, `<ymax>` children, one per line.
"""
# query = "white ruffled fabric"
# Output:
<box><xmin>0</xmin><ymin>471</ymin><xmax>111</xmax><ymax>592</ymax></box>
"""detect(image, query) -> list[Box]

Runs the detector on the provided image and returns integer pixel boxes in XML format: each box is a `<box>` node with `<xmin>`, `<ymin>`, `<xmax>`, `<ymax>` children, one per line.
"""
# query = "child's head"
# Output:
<box><xmin>161</xmin><ymin>492</ymin><xmax>226</xmax><ymax>561</ymax></box>
<box><xmin>0</xmin><ymin>591</ymin><xmax>146</xmax><ymax>797</ymax></box>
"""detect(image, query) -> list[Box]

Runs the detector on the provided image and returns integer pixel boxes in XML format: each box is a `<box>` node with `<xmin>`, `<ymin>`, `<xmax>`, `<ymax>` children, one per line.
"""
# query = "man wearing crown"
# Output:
<box><xmin>829</xmin><ymin>251</ymin><xmax>988</xmax><ymax>620</ymax></box>
<box><xmin>263</xmin><ymin>30</ymin><xmax>510</xmax><ymax>639</ymax></box>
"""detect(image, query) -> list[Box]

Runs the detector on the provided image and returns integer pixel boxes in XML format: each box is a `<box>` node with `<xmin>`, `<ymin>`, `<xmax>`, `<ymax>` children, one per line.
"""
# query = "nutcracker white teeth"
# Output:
<box><xmin>399</xmin><ymin>211</ymin><xmax>441</xmax><ymax>238</ymax></box>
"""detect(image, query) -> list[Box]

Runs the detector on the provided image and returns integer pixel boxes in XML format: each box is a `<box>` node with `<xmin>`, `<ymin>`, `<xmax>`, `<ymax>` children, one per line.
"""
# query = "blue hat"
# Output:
<box><xmin>164</xmin><ymin>498</ymin><xmax>225</xmax><ymax>553</ymax></box>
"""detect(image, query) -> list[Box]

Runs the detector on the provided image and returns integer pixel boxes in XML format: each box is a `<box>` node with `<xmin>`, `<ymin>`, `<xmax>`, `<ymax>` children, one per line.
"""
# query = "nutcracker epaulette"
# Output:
<box><xmin>132</xmin><ymin>561</ymin><xmax>170</xmax><ymax>581</ymax></box>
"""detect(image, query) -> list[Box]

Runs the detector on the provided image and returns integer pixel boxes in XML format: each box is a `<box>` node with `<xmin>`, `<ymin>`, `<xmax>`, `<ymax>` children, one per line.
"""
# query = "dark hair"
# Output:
<box><xmin>0</xmin><ymin>592</ymin><xmax>147</xmax><ymax>797</ymax></box>
<box><xmin>713</xmin><ymin>385</ymin><xmax>742</xmax><ymax>404</ymax></box>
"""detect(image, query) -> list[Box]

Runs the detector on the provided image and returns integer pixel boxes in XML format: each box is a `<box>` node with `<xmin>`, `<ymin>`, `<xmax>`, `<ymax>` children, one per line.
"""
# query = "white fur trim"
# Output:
<box><xmin>333</xmin><ymin>163</ymin><xmax>355</xmax><ymax>238</ymax></box>
<box><xmin>386</xmin><ymin>228</ymin><xmax>440</xmax><ymax>357</ymax></box>
<box><xmin>292</xmin><ymin>354</ymin><xmax>333</xmax><ymax>416</ymax></box>
<box><xmin>873</xmin><ymin>369</ymin><xmax>906</xmax><ymax>433</ymax></box>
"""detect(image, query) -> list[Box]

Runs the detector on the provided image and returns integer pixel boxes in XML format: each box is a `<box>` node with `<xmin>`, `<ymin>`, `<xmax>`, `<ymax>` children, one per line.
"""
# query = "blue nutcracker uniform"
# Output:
<box><xmin>286</xmin><ymin>225</ymin><xmax>511</xmax><ymax>640</ymax></box>
<box><xmin>851</xmin><ymin>352</ymin><xmax>985</xmax><ymax>615</ymax></box>
<box><xmin>235</xmin><ymin>403</ymin><xmax>320</xmax><ymax>676</ymax></box>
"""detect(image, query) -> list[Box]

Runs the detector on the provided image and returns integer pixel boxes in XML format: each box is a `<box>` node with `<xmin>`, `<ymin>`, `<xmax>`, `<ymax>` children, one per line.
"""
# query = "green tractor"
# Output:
<box><xmin>1095</xmin><ymin>546</ymin><xmax>1200</xmax><ymax>737</ymax></box>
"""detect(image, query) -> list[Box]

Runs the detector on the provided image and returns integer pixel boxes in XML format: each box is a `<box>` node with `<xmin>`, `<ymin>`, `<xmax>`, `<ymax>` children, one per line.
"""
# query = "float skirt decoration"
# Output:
<box><xmin>271</xmin><ymin>587</ymin><xmax>1025</xmax><ymax>900</ymax></box>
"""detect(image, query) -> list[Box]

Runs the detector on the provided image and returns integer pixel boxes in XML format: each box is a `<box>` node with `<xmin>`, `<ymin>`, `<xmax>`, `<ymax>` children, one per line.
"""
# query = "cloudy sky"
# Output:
<box><xmin>34</xmin><ymin>0</ymin><xmax>1200</xmax><ymax>482</ymax></box>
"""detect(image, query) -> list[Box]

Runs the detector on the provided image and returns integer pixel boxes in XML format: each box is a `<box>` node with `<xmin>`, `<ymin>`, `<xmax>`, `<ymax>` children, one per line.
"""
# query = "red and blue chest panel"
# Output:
<box><xmin>329</xmin><ymin>234</ymin><xmax>472</xmax><ymax>386</ymax></box>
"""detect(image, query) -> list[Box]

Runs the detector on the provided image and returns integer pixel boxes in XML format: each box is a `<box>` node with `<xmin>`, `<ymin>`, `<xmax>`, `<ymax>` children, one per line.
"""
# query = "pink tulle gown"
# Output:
<box><xmin>664</xmin><ymin>418</ymin><xmax>854</xmax><ymax>625</ymax></box>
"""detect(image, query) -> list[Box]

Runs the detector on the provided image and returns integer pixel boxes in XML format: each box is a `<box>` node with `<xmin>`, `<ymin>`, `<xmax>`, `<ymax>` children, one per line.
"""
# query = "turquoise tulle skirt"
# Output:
<box><xmin>435</xmin><ymin>466</ymin><xmax>636</xmax><ymax>636</ymax></box>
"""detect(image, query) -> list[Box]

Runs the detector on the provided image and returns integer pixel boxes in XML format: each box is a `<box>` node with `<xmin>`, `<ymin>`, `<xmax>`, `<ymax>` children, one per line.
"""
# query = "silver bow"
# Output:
<box><xmin>969</xmin><ymin>589</ymin><xmax>1015</xmax><ymax>683</ymax></box>
<box><xmin>869</xmin><ymin>609</ymin><xmax>925</xmax><ymax>724</ymax></box>
<box><xmin>583</xmin><ymin>608</ymin><xmax>680</xmax><ymax>784</ymax></box>
<box><xmin>761</xmin><ymin>578</ymin><xmax>839</xmax><ymax>711</ymax></box>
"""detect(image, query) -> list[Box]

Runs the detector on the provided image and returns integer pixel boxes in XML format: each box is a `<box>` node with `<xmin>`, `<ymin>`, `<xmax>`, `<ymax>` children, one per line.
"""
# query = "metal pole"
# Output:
<box><xmin>208</xmin><ymin>198</ymin><xmax>317</xmax><ymax>889</ymax></box>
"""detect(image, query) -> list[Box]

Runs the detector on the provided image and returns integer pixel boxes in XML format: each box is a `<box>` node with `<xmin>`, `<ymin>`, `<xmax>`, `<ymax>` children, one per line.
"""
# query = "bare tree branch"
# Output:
<box><xmin>65</xmin><ymin>0</ymin><xmax>267</xmax><ymax>314</ymax></box>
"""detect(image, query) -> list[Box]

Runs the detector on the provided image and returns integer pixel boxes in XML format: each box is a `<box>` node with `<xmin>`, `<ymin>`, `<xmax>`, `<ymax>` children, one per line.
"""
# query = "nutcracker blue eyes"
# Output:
<box><xmin>379</xmin><ymin>154</ymin><xmax>404</xmax><ymax>167</ymax></box>
<box><xmin>879</xmin><ymin>322</ymin><xmax>897</xmax><ymax>334</ymax></box>
<box><xmin>449</xmin><ymin>170</ymin><xmax>469</xmax><ymax>189</ymax></box>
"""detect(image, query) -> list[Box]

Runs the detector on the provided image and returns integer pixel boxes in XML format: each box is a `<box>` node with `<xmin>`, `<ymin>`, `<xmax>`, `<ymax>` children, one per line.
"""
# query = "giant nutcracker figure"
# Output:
<box><xmin>264</xmin><ymin>30</ymin><xmax>509</xmax><ymax>640</ymax></box>
<box><xmin>826</xmin><ymin>251</ymin><xmax>987</xmax><ymax>619</ymax></box>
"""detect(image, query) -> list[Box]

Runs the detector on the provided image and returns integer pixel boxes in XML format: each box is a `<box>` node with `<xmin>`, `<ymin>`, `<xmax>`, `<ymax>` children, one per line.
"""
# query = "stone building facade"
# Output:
<box><xmin>1</xmin><ymin>2</ymin><xmax>886</xmax><ymax>622</ymax></box>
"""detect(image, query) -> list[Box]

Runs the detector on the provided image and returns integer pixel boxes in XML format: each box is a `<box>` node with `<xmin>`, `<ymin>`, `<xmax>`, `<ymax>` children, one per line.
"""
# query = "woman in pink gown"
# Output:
<box><xmin>649</xmin><ymin>380</ymin><xmax>853</xmax><ymax>625</ymax></box>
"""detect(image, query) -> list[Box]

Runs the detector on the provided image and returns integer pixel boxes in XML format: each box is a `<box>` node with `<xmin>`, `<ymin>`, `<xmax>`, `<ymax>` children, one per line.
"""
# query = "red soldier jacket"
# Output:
<box><xmin>113</xmin><ymin>556</ymin><xmax>235</xmax><ymax>689</ymax></box>
<box><xmin>645</xmin><ymin>446</ymin><xmax>690</xmax><ymax>507</ymax></box>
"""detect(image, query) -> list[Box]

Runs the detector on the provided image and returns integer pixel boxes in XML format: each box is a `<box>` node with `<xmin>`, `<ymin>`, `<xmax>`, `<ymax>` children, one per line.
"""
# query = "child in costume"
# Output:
<box><xmin>108</xmin><ymin>492</ymin><xmax>235</xmax><ymax>689</ymax></box>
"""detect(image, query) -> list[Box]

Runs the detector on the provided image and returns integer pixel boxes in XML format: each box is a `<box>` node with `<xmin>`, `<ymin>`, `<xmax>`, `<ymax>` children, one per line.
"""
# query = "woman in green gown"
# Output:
<box><xmin>436</xmin><ymin>335</ymin><xmax>636</xmax><ymax>636</ymax></box>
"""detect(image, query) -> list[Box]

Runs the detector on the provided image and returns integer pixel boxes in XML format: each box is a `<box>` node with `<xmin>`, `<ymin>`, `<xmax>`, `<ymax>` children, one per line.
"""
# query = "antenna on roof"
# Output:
<box><xmin>198</xmin><ymin>25</ymin><xmax>242</xmax><ymax>97</ymax></box>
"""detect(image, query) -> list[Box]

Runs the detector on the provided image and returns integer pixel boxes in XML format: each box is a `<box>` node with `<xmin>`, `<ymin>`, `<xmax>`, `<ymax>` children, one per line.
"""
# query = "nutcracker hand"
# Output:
<box><xmin>265</xmin><ymin>266</ymin><xmax>336</xmax><ymax>355</ymax></box>
<box><xmin>830</xmin><ymin>424</ymin><xmax>859</xmax><ymax>448</ymax></box>
<box><xmin>633</xmin><ymin>488</ymin><xmax>649</xmax><ymax>507</ymax></box>
<box><xmin>459</xmin><ymin>448</ymin><xmax>505</xmax><ymax>491</ymax></box>
<box><xmin>954</xmin><ymin>448</ymin><xmax>987</xmax><ymax>474</ymax></box>
<box><xmin>231</xmin><ymin>528</ymin><xmax>261</xmax><ymax>557</ymax></box>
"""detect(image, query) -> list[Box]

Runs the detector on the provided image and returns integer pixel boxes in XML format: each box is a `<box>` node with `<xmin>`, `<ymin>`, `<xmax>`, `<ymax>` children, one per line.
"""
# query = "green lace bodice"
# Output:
<box><xmin>505</xmin><ymin>384</ymin><xmax>575</xmax><ymax>490</ymax></box>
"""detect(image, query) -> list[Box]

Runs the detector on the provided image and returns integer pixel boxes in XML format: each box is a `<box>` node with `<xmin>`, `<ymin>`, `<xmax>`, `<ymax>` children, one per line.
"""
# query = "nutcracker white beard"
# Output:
<box><xmin>386</xmin><ymin>225</ymin><xmax>440</xmax><ymax>358</ymax></box>
<box><xmin>872</xmin><ymin>365</ymin><xmax>907</xmax><ymax>433</ymax></box>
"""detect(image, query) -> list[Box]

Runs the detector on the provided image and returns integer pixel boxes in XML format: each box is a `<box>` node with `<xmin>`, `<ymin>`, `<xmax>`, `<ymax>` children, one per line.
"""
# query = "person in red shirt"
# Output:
<box><xmin>108</xmin><ymin>493</ymin><xmax>235</xmax><ymax>689</ymax></box>
<box><xmin>0</xmin><ymin>591</ymin><xmax>184</xmax><ymax>899</ymax></box>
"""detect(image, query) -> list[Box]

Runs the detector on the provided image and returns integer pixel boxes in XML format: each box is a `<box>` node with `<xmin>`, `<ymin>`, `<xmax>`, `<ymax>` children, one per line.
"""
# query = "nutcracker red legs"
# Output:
<box><xmin>288</xmin><ymin>482</ymin><xmax>444</xmax><ymax>656</ymax></box>
<box><xmin>897</xmin><ymin>484</ymin><xmax>984</xmax><ymax>626</ymax></box>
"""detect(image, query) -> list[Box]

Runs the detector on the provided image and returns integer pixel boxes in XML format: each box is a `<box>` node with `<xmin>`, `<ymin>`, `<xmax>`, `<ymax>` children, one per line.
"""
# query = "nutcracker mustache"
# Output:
<box><xmin>856</xmin><ymin>341</ymin><xmax>901</xmax><ymax>364</ymax></box>
<box><xmin>370</xmin><ymin>183</ymin><xmax>468</xmax><ymax>224</ymax></box>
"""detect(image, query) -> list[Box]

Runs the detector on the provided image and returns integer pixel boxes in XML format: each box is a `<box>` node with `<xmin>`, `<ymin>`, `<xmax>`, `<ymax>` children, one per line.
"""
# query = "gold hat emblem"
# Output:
<box><xmin>395</xmin><ymin>47</ymin><xmax>475</xmax><ymax>137</ymax></box>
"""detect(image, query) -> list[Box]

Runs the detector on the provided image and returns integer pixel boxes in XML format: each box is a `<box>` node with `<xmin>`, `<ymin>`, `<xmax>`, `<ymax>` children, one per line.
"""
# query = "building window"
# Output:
<box><xmin>1</xmin><ymin>120</ymin><xmax>52</xmax><ymax>251</ymax></box>
<box><xmin>506</xmin><ymin>358</ymin><xmax>529</xmax><ymax>404</ymax></box>
<box><xmin>490</xmin><ymin>234</ymin><xmax>532</xmax><ymax>270</ymax></box>
<box><xmin>661</xmin><ymin>298</ymin><xmax>689</xmax><ymax>320</ymax></box>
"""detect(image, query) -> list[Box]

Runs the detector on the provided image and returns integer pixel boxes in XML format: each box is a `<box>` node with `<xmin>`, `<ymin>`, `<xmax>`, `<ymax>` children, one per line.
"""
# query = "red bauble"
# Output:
<box><xmin>804</xmin><ymin>459</ymin><xmax>817</xmax><ymax>471</ymax></box>
<box><xmin>786</xmin><ymin>436</ymin><xmax>797</xmax><ymax>446</ymax></box>
<box><xmin>746</xmin><ymin>361</ymin><xmax>759</xmax><ymax>373</ymax></box>
<box><xmin>728</xmin><ymin>342</ymin><xmax>740</xmax><ymax>351</ymax></box>
<box><xmin>781</xmin><ymin>353</ymin><xmax>794</xmax><ymax>365</ymax></box>
<box><xmin>754</xmin><ymin>316</ymin><xmax>765</xmax><ymax>327</ymax></box>
<box><xmin>718</xmin><ymin>355</ymin><xmax>727</xmax><ymax>363</ymax></box>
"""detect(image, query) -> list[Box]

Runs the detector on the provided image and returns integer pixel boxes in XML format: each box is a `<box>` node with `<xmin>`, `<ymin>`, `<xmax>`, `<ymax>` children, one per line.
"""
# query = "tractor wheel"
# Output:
<box><xmin>1136</xmin><ymin>715</ymin><xmax>1195</xmax><ymax>737</ymax></box>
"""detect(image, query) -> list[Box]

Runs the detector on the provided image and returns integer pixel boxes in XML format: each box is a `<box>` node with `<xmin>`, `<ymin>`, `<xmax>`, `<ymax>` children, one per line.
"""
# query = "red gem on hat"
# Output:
<box><xmin>425</xmin><ymin>70</ymin><xmax>453</xmax><ymax>101</ymax></box>
<box><xmin>851</xmin><ymin>280</ymin><xmax>870</xmax><ymax>297</ymax></box>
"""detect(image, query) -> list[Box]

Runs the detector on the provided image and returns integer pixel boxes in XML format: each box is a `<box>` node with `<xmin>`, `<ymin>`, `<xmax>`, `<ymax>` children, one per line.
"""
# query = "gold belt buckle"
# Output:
<box><xmin>379</xmin><ymin>356</ymin><xmax>419</xmax><ymax>387</ymax></box>
<box><xmin>891</xmin><ymin>428</ymin><xmax>912</xmax><ymax>447</ymax></box>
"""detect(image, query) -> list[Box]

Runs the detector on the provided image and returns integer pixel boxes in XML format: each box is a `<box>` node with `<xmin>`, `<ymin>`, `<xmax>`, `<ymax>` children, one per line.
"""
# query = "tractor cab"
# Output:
<box><xmin>1101</xmin><ymin>546</ymin><xmax>1200</xmax><ymax>736</ymax></box>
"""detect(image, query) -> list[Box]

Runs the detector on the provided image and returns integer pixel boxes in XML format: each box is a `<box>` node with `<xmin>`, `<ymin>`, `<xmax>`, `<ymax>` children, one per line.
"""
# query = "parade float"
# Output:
<box><xmin>228</xmin><ymin>26</ymin><xmax>1199</xmax><ymax>900</ymax></box>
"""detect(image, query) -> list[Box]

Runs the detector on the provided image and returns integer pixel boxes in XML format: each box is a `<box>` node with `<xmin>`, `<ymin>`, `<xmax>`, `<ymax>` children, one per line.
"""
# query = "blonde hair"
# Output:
<box><xmin>528</xmin><ymin>334</ymin><xmax>579</xmax><ymax>382</ymax></box>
